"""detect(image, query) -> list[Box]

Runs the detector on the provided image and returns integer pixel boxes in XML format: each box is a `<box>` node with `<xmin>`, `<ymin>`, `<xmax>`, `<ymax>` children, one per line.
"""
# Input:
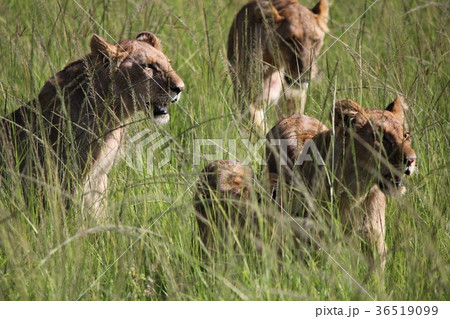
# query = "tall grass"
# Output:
<box><xmin>0</xmin><ymin>0</ymin><xmax>448</xmax><ymax>300</ymax></box>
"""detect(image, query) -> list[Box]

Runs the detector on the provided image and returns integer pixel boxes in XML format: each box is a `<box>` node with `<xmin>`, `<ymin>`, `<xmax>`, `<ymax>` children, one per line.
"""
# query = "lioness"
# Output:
<box><xmin>0</xmin><ymin>32</ymin><xmax>184</xmax><ymax>219</ymax></box>
<box><xmin>266</xmin><ymin>96</ymin><xmax>416</xmax><ymax>269</ymax></box>
<box><xmin>227</xmin><ymin>0</ymin><xmax>329</xmax><ymax>131</ymax></box>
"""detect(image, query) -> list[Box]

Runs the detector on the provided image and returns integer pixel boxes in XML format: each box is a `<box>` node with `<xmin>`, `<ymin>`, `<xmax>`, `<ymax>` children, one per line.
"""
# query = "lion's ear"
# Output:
<box><xmin>311</xmin><ymin>0</ymin><xmax>329</xmax><ymax>32</ymax></box>
<box><xmin>334</xmin><ymin>99</ymin><xmax>368</xmax><ymax>132</ymax></box>
<box><xmin>136</xmin><ymin>32</ymin><xmax>162</xmax><ymax>51</ymax></box>
<box><xmin>254</xmin><ymin>1</ymin><xmax>284</xmax><ymax>23</ymax></box>
<box><xmin>90</xmin><ymin>34</ymin><xmax>127</xmax><ymax>60</ymax></box>
<box><xmin>386</xmin><ymin>95</ymin><xmax>408</xmax><ymax>122</ymax></box>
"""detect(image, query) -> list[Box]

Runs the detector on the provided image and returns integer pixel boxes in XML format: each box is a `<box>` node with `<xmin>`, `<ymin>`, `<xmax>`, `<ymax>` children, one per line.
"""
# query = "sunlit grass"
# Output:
<box><xmin>0</xmin><ymin>0</ymin><xmax>448</xmax><ymax>300</ymax></box>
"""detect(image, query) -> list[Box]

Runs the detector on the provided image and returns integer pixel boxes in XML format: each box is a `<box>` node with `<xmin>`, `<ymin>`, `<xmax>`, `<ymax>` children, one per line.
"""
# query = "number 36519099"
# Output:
<box><xmin>376</xmin><ymin>306</ymin><xmax>438</xmax><ymax>316</ymax></box>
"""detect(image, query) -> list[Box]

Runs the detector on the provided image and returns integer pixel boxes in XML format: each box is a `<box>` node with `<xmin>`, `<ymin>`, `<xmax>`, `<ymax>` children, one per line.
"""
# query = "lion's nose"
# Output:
<box><xmin>171</xmin><ymin>86</ymin><xmax>184</xmax><ymax>94</ymax></box>
<box><xmin>404</xmin><ymin>155</ymin><xmax>416</xmax><ymax>175</ymax></box>
<box><xmin>284</xmin><ymin>75</ymin><xmax>294</xmax><ymax>85</ymax></box>
<box><xmin>405</xmin><ymin>155</ymin><xmax>416</xmax><ymax>166</ymax></box>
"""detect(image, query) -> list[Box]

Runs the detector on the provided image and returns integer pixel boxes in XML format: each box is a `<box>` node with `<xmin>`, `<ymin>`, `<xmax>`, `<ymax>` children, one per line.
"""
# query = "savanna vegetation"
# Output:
<box><xmin>0</xmin><ymin>0</ymin><xmax>448</xmax><ymax>300</ymax></box>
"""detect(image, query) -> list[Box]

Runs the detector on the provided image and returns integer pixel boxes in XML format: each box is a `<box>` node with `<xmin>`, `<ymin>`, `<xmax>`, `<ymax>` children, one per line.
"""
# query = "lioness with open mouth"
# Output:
<box><xmin>0</xmin><ymin>32</ymin><xmax>184</xmax><ymax>219</ymax></box>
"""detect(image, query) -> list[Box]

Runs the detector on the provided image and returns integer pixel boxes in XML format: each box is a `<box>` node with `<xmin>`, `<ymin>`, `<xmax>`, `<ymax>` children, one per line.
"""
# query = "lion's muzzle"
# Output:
<box><xmin>404</xmin><ymin>155</ymin><xmax>416</xmax><ymax>176</ymax></box>
<box><xmin>169</xmin><ymin>85</ymin><xmax>184</xmax><ymax>103</ymax></box>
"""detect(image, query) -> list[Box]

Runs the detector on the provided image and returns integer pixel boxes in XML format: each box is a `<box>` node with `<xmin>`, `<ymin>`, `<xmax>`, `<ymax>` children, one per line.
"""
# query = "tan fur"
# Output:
<box><xmin>266</xmin><ymin>96</ymin><xmax>416</xmax><ymax>269</ymax></box>
<box><xmin>266</xmin><ymin>113</ymin><xmax>328</xmax><ymax>188</ymax></box>
<box><xmin>228</xmin><ymin>0</ymin><xmax>329</xmax><ymax>131</ymax></box>
<box><xmin>0</xmin><ymin>32</ymin><xmax>184</xmax><ymax>219</ymax></box>
<box><xmin>194</xmin><ymin>160</ymin><xmax>253</xmax><ymax>245</ymax></box>
<box><xmin>193</xmin><ymin>159</ymin><xmax>324</xmax><ymax>252</ymax></box>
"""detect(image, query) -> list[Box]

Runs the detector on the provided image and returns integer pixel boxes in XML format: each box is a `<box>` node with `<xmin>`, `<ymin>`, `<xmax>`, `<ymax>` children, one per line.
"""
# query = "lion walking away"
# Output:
<box><xmin>227</xmin><ymin>0</ymin><xmax>329</xmax><ymax>132</ymax></box>
<box><xmin>0</xmin><ymin>32</ymin><xmax>185</xmax><ymax>220</ymax></box>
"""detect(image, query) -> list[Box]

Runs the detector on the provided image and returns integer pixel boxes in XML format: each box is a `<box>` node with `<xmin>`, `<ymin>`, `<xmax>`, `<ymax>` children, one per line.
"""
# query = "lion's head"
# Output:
<box><xmin>196</xmin><ymin>160</ymin><xmax>253</xmax><ymax>202</ymax></box>
<box><xmin>90</xmin><ymin>32</ymin><xmax>185</xmax><ymax>124</ymax></box>
<box><xmin>334</xmin><ymin>97</ymin><xmax>416</xmax><ymax>196</ymax></box>
<box><xmin>255</xmin><ymin>0</ymin><xmax>329</xmax><ymax>84</ymax></box>
<box><xmin>194</xmin><ymin>160</ymin><xmax>254</xmax><ymax>244</ymax></box>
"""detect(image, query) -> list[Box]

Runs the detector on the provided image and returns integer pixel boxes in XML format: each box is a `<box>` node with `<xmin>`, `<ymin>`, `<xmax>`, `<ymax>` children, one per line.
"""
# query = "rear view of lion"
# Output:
<box><xmin>266</xmin><ymin>96</ymin><xmax>416</xmax><ymax>269</ymax></box>
<box><xmin>0</xmin><ymin>32</ymin><xmax>185</xmax><ymax>219</ymax></box>
<box><xmin>228</xmin><ymin>0</ymin><xmax>329</xmax><ymax>131</ymax></box>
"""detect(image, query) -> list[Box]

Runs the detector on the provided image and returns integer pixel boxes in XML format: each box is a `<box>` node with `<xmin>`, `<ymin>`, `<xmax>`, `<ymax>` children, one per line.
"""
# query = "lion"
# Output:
<box><xmin>266</xmin><ymin>96</ymin><xmax>416</xmax><ymax>269</ymax></box>
<box><xmin>266</xmin><ymin>112</ymin><xmax>328</xmax><ymax>191</ymax></box>
<box><xmin>193</xmin><ymin>159</ymin><xmax>321</xmax><ymax>251</ymax></box>
<box><xmin>0</xmin><ymin>32</ymin><xmax>185</xmax><ymax>219</ymax></box>
<box><xmin>194</xmin><ymin>160</ymin><xmax>254</xmax><ymax>245</ymax></box>
<box><xmin>227</xmin><ymin>0</ymin><xmax>329</xmax><ymax>132</ymax></box>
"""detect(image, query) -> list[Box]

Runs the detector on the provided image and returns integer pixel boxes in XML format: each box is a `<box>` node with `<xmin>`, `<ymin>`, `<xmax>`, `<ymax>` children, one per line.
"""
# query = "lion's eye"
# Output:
<box><xmin>404</xmin><ymin>132</ymin><xmax>410</xmax><ymax>140</ymax></box>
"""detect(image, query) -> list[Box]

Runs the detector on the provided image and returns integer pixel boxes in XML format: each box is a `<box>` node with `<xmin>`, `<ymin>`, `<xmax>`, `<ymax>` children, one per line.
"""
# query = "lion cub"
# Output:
<box><xmin>266</xmin><ymin>96</ymin><xmax>416</xmax><ymax>269</ymax></box>
<box><xmin>194</xmin><ymin>160</ymin><xmax>254</xmax><ymax>245</ymax></box>
<box><xmin>0</xmin><ymin>32</ymin><xmax>184</xmax><ymax>219</ymax></box>
<box><xmin>228</xmin><ymin>0</ymin><xmax>329</xmax><ymax>131</ymax></box>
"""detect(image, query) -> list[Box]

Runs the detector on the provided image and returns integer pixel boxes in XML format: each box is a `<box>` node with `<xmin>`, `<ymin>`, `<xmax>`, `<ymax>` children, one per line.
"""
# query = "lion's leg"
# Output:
<box><xmin>259</xmin><ymin>69</ymin><xmax>283</xmax><ymax>131</ymax></box>
<box><xmin>285</xmin><ymin>82</ymin><xmax>309</xmax><ymax>114</ymax></box>
<box><xmin>83</xmin><ymin>128</ymin><xmax>124</xmax><ymax>221</ymax></box>
<box><xmin>248</xmin><ymin>104</ymin><xmax>267</xmax><ymax>134</ymax></box>
<box><xmin>248</xmin><ymin>68</ymin><xmax>283</xmax><ymax>134</ymax></box>
<box><xmin>362</xmin><ymin>186</ymin><xmax>387</xmax><ymax>271</ymax></box>
<box><xmin>263</xmin><ymin>69</ymin><xmax>283</xmax><ymax>103</ymax></box>
<box><xmin>83</xmin><ymin>170</ymin><xmax>108</xmax><ymax>220</ymax></box>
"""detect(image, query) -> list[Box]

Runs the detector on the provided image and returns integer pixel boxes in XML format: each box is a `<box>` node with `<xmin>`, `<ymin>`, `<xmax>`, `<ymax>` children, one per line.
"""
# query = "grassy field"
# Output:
<box><xmin>0</xmin><ymin>0</ymin><xmax>448</xmax><ymax>300</ymax></box>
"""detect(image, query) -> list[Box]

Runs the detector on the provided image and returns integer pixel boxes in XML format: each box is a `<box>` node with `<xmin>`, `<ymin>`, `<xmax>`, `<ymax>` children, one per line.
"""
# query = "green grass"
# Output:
<box><xmin>0</xmin><ymin>0</ymin><xmax>448</xmax><ymax>300</ymax></box>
